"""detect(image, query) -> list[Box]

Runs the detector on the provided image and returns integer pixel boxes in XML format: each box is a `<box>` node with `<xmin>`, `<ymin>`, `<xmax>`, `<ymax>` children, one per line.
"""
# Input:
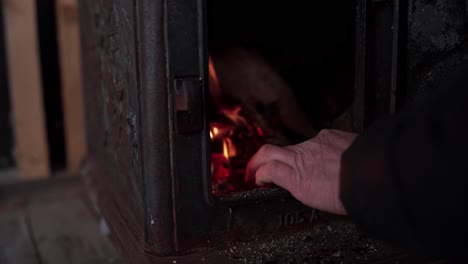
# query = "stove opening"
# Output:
<box><xmin>208</xmin><ymin>1</ymin><xmax>356</xmax><ymax>196</ymax></box>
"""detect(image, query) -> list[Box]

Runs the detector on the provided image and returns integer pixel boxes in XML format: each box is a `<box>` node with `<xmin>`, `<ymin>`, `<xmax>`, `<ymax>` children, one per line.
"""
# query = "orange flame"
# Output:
<box><xmin>209</xmin><ymin>56</ymin><xmax>222</xmax><ymax>106</ymax></box>
<box><xmin>222</xmin><ymin>138</ymin><xmax>237</xmax><ymax>160</ymax></box>
<box><xmin>219</xmin><ymin>105</ymin><xmax>249</xmax><ymax>127</ymax></box>
<box><xmin>222</xmin><ymin>140</ymin><xmax>229</xmax><ymax>160</ymax></box>
<box><xmin>210</xmin><ymin>126</ymin><xmax>222</xmax><ymax>140</ymax></box>
<box><xmin>209</xmin><ymin>54</ymin><xmax>267</xmax><ymax>194</ymax></box>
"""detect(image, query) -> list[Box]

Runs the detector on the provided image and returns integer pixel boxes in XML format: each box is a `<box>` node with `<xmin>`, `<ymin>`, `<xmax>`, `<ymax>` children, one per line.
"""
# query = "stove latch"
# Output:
<box><xmin>174</xmin><ymin>77</ymin><xmax>203</xmax><ymax>134</ymax></box>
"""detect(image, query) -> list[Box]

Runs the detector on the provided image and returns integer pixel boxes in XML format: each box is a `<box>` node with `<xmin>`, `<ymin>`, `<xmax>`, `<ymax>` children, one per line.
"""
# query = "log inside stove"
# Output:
<box><xmin>208</xmin><ymin>47</ymin><xmax>355</xmax><ymax>196</ymax></box>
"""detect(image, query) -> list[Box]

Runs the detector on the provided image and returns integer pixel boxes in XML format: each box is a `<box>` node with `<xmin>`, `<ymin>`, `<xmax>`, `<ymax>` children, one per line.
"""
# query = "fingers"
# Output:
<box><xmin>255</xmin><ymin>160</ymin><xmax>296</xmax><ymax>189</ymax></box>
<box><xmin>245</xmin><ymin>144</ymin><xmax>296</xmax><ymax>183</ymax></box>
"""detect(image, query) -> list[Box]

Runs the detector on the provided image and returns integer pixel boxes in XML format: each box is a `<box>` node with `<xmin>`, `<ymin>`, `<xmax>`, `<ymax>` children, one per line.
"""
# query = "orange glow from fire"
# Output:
<box><xmin>222</xmin><ymin>140</ymin><xmax>230</xmax><ymax>160</ymax></box>
<box><xmin>208</xmin><ymin>56</ymin><xmax>219</xmax><ymax>87</ymax></box>
<box><xmin>209</xmin><ymin>56</ymin><xmax>222</xmax><ymax>106</ymax></box>
<box><xmin>210</xmin><ymin>126</ymin><xmax>221</xmax><ymax>140</ymax></box>
<box><xmin>209</xmin><ymin>57</ymin><xmax>267</xmax><ymax>195</ymax></box>
<box><xmin>222</xmin><ymin>138</ymin><xmax>236</xmax><ymax>159</ymax></box>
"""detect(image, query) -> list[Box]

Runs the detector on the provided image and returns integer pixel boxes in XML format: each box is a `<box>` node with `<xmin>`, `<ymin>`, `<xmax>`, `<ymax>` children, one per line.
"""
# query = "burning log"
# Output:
<box><xmin>210</xmin><ymin>47</ymin><xmax>317</xmax><ymax>143</ymax></box>
<box><xmin>208</xmin><ymin>47</ymin><xmax>317</xmax><ymax>195</ymax></box>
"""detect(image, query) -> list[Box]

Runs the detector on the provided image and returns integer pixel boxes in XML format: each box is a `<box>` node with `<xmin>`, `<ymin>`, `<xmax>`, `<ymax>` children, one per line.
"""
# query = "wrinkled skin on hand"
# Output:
<box><xmin>246</xmin><ymin>129</ymin><xmax>358</xmax><ymax>215</ymax></box>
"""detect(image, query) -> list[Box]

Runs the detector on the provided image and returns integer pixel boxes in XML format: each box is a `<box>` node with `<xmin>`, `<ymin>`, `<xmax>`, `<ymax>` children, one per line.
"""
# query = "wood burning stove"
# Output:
<box><xmin>79</xmin><ymin>0</ymin><xmax>466</xmax><ymax>262</ymax></box>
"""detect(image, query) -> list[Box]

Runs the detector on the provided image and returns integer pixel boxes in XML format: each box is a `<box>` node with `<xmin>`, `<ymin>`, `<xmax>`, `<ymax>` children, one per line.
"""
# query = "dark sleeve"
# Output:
<box><xmin>340</xmin><ymin>62</ymin><xmax>468</xmax><ymax>259</ymax></box>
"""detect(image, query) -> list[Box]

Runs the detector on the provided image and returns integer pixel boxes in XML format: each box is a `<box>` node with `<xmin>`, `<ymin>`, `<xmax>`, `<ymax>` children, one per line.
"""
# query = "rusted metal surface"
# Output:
<box><xmin>79</xmin><ymin>0</ymin><xmax>146</xmax><ymax>248</ymax></box>
<box><xmin>403</xmin><ymin>0</ymin><xmax>467</xmax><ymax>106</ymax></box>
<box><xmin>355</xmin><ymin>0</ymin><xmax>467</xmax><ymax>124</ymax></box>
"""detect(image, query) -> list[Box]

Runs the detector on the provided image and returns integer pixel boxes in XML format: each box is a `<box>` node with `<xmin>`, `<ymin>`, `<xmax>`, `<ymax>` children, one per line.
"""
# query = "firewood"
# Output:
<box><xmin>211</xmin><ymin>47</ymin><xmax>317</xmax><ymax>145</ymax></box>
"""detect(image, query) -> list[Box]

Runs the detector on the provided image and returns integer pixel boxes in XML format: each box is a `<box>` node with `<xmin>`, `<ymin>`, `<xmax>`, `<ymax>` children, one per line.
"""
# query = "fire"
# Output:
<box><xmin>222</xmin><ymin>140</ymin><xmax>230</xmax><ymax>160</ymax></box>
<box><xmin>222</xmin><ymin>138</ymin><xmax>236</xmax><ymax>159</ymax></box>
<box><xmin>208</xmin><ymin>56</ymin><xmax>222</xmax><ymax>106</ymax></box>
<box><xmin>209</xmin><ymin>57</ymin><xmax>267</xmax><ymax>195</ymax></box>
<box><xmin>210</xmin><ymin>126</ymin><xmax>223</xmax><ymax>140</ymax></box>
<box><xmin>219</xmin><ymin>105</ymin><xmax>249</xmax><ymax>126</ymax></box>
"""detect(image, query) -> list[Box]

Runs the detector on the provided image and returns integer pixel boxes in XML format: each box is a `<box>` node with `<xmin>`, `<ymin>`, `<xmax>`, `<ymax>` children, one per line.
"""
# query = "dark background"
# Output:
<box><xmin>208</xmin><ymin>1</ymin><xmax>357</xmax><ymax>130</ymax></box>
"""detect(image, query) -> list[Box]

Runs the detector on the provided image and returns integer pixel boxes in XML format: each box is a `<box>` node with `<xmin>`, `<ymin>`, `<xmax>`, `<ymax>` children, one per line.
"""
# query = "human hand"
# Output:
<box><xmin>245</xmin><ymin>129</ymin><xmax>358</xmax><ymax>215</ymax></box>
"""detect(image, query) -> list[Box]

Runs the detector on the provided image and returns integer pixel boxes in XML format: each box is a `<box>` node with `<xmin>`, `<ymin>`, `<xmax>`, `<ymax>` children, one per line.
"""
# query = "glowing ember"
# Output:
<box><xmin>222</xmin><ymin>138</ymin><xmax>236</xmax><ymax>159</ymax></box>
<box><xmin>222</xmin><ymin>140</ymin><xmax>229</xmax><ymax>160</ymax></box>
<box><xmin>210</xmin><ymin>126</ymin><xmax>221</xmax><ymax>140</ymax></box>
<box><xmin>209</xmin><ymin>58</ymin><xmax>268</xmax><ymax>195</ymax></box>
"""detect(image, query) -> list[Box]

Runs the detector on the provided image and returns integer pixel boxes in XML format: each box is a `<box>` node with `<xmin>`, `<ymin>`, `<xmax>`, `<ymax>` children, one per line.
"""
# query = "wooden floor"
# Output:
<box><xmin>0</xmin><ymin>174</ymin><xmax>444</xmax><ymax>264</ymax></box>
<box><xmin>0</xmin><ymin>175</ymin><xmax>122</xmax><ymax>264</ymax></box>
